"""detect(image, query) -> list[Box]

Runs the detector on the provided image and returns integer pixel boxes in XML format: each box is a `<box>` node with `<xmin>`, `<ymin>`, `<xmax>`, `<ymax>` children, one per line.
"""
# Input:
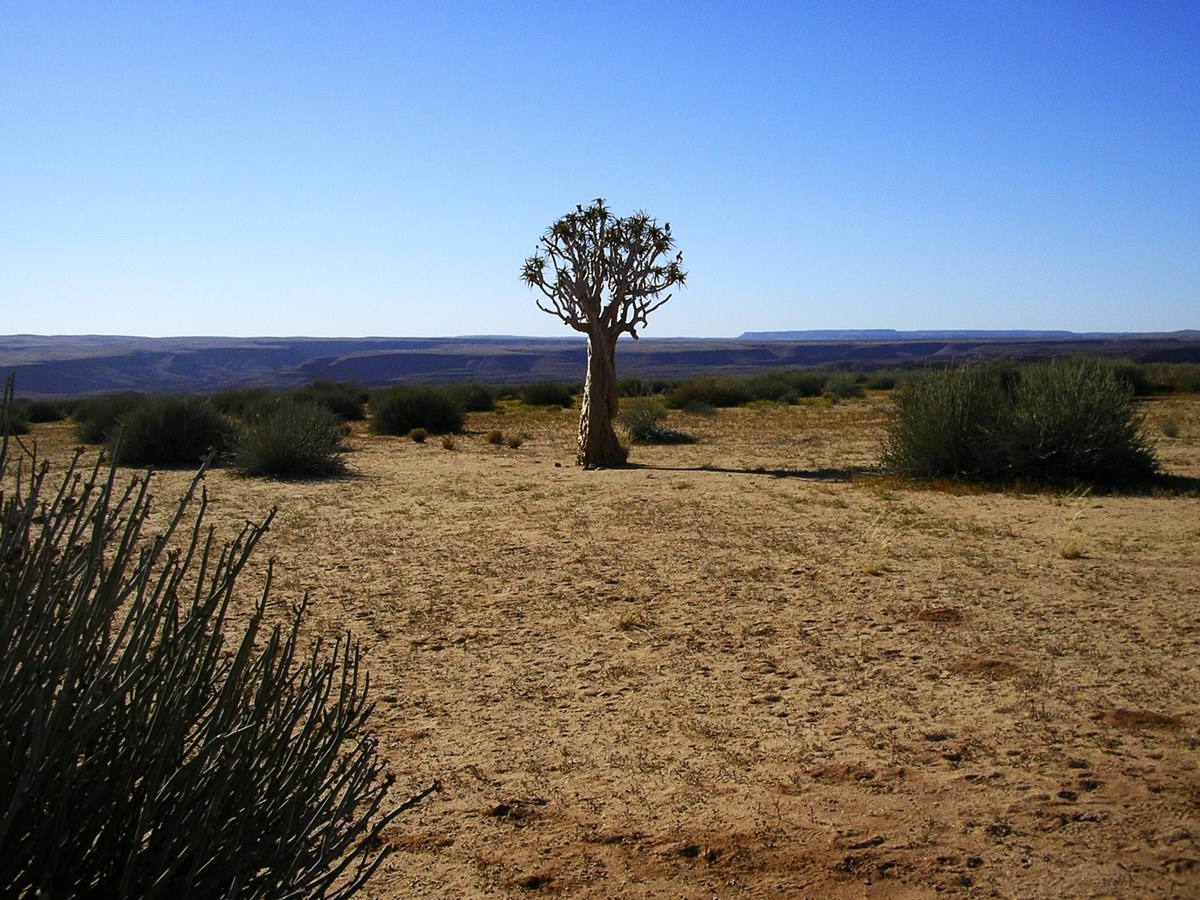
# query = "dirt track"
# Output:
<box><xmin>30</xmin><ymin>393</ymin><xmax>1200</xmax><ymax>897</ymax></box>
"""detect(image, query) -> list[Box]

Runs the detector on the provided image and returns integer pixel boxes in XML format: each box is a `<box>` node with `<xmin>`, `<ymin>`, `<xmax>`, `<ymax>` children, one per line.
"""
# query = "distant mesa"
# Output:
<box><xmin>743</xmin><ymin>329</ymin><xmax>1104</xmax><ymax>341</ymax></box>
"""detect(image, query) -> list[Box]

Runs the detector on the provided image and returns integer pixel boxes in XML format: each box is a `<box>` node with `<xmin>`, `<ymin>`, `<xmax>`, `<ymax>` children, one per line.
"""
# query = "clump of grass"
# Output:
<box><xmin>1161</xmin><ymin>418</ymin><xmax>1180</xmax><ymax>438</ymax></box>
<box><xmin>506</xmin><ymin>433</ymin><xmax>525</xmax><ymax>449</ymax></box>
<box><xmin>232</xmin><ymin>398</ymin><xmax>346</xmax><ymax>479</ymax></box>
<box><xmin>440</xmin><ymin>435</ymin><xmax>457</xmax><ymax>450</ymax></box>
<box><xmin>1058</xmin><ymin>539</ymin><xmax>1086</xmax><ymax>560</ymax></box>
<box><xmin>109</xmin><ymin>395</ymin><xmax>234</xmax><ymax>468</ymax></box>
<box><xmin>484</xmin><ymin>429</ymin><xmax>505</xmax><ymax>445</ymax></box>
<box><xmin>616</xmin><ymin>398</ymin><xmax>696</xmax><ymax>445</ymax></box>
<box><xmin>409</xmin><ymin>427</ymin><xmax>428</xmax><ymax>443</ymax></box>
<box><xmin>370</xmin><ymin>385</ymin><xmax>464</xmax><ymax>436</ymax></box>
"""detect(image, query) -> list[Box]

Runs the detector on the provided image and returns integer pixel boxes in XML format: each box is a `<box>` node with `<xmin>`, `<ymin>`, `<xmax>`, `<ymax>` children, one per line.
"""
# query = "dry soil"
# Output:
<box><xmin>25</xmin><ymin>392</ymin><xmax>1200</xmax><ymax>898</ymax></box>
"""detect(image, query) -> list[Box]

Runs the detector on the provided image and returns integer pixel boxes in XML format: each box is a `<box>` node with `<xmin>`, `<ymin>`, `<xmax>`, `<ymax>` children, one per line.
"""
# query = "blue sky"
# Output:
<box><xmin>2</xmin><ymin>1</ymin><xmax>1197</xmax><ymax>338</ymax></box>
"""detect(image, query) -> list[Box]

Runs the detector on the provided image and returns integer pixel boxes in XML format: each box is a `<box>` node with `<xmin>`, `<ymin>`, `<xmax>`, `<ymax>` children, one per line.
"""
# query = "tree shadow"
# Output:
<box><xmin>622</xmin><ymin>464</ymin><xmax>1200</xmax><ymax>495</ymax></box>
<box><xmin>625</xmin><ymin>462</ymin><xmax>875</xmax><ymax>482</ymax></box>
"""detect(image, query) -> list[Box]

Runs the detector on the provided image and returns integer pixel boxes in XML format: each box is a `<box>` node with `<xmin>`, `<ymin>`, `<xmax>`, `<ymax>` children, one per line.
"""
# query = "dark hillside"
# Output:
<box><xmin>2</xmin><ymin>331</ymin><xmax>1198</xmax><ymax>399</ymax></box>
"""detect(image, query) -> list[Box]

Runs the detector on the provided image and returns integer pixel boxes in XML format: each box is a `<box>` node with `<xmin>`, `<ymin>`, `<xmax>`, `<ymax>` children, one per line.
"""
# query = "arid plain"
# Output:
<box><xmin>28</xmin><ymin>392</ymin><xmax>1200</xmax><ymax>897</ymax></box>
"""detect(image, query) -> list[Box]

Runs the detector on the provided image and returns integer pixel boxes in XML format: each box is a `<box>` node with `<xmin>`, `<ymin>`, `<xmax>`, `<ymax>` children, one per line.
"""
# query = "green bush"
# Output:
<box><xmin>294</xmin><ymin>380</ymin><xmax>368</xmax><ymax>422</ymax></box>
<box><xmin>1175</xmin><ymin>364</ymin><xmax>1200</xmax><ymax>394</ymax></box>
<box><xmin>211</xmin><ymin>386</ymin><xmax>275</xmax><ymax>419</ymax></box>
<box><xmin>1</xmin><ymin>402</ymin><xmax>30</xmax><ymax>436</ymax></box>
<box><xmin>618</xmin><ymin>376</ymin><xmax>673</xmax><ymax>397</ymax></box>
<box><xmin>232</xmin><ymin>398</ymin><xmax>347</xmax><ymax>479</ymax></box>
<box><xmin>882</xmin><ymin>359</ymin><xmax>1158</xmax><ymax>486</ymax></box>
<box><xmin>823</xmin><ymin>372</ymin><xmax>865</xmax><ymax>402</ymax></box>
<box><xmin>616</xmin><ymin>398</ymin><xmax>696</xmax><ymax>445</ymax></box>
<box><xmin>743</xmin><ymin>370</ymin><xmax>826</xmax><ymax>404</ymax></box>
<box><xmin>0</xmin><ymin>379</ymin><xmax>424</xmax><ymax>899</ymax></box>
<box><xmin>864</xmin><ymin>370</ymin><xmax>900</xmax><ymax>391</ymax></box>
<box><xmin>520</xmin><ymin>381</ymin><xmax>574</xmax><ymax>407</ymax></box>
<box><xmin>668</xmin><ymin>375</ymin><xmax>753</xmax><ymax>409</ymax></box>
<box><xmin>1006</xmin><ymin>357</ymin><xmax>1156</xmax><ymax>485</ymax></box>
<box><xmin>72</xmin><ymin>393</ymin><xmax>143</xmax><ymax>444</ymax></box>
<box><xmin>17</xmin><ymin>400</ymin><xmax>67</xmax><ymax>423</ymax></box>
<box><xmin>370</xmin><ymin>385</ymin><xmax>464</xmax><ymax>435</ymax></box>
<box><xmin>882</xmin><ymin>367</ymin><xmax>1013</xmax><ymax>480</ymax></box>
<box><xmin>108</xmin><ymin>395</ymin><xmax>234</xmax><ymax>468</ymax></box>
<box><xmin>444</xmin><ymin>382</ymin><xmax>496</xmax><ymax>413</ymax></box>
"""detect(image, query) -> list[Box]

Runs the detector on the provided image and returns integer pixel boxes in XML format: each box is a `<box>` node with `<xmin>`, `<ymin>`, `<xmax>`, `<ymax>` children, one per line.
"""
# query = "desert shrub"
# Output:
<box><xmin>1127</xmin><ymin>362</ymin><xmax>1200</xmax><ymax>394</ymax></box>
<box><xmin>618</xmin><ymin>376</ymin><xmax>673</xmax><ymax>397</ymax></box>
<box><xmin>881</xmin><ymin>366</ymin><xmax>1011</xmax><ymax>480</ymax></box>
<box><xmin>1</xmin><ymin>402</ymin><xmax>30</xmax><ymax>436</ymax></box>
<box><xmin>506</xmin><ymin>433</ymin><xmax>525</xmax><ymax>449</ymax></box>
<box><xmin>1005</xmin><ymin>357</ymin><xmax>1156</xmax><ymax>486</ymax></box>
<box><xmin>484</xmin><ymin>428</ymin><xmax>505</xmax><ymax>445</ymax></box>
<box><xmin>232</xmin><ymin>398</ymin><xmax>346</xmax><ymax>479</ymax></box>
<box><xmin>210</xmin><ymin>386</ymin><xmax>275</xmax><ymax>419</ymax></box>
<box><xmin>742</xmin><ymin>370</ymin><xmax>825</xmax><ymax>404</ymax></box>
<box><xmin>864</xmin><ymin>370</ymin><xmax>900</xmax><ymax>391</ymax></box>
<box><xmin>616</xmin><ymin>398</ymin><xmax>696</xmax><ymax>445</ymax></box>
<box><xmin>520</xmin><ymin>381</ymin><xmax>574</xmax><ymax>407</ymax></box>
<box><xmin>109</xmin><ymin>395</ymin><xmax>234</xmax><ymax>467</ymax></box>
<box><xmin>0</xmin><ymin>379</ymin><xmax>423</xmax><ymax>899</ymax></box>
<box><xmin>1174</xmin><ymin>364</ymin><xmax>1200</xmax><ymax>394</ymax></box>
<box><xmin>444</xmin><ymin>382</ymin><xmax>496</xmax><ymax>413</ymax></box>
<box><xmin>409</xmin><ymin>427</ymin><xmax>428</xmax><ymax>443</ymax></box>
<box><xmin>882</xmin><ymin>359</ymin><xmax>1158</xmax><ymax>486</ymax></box>
<box><xmin>370</xmin><ymin>385</ymin><xmax>464</xmax><ymax>435</ymax></box>
<box><xmin>17</xmin><ymin>400</ymin><xmax>67</xmax><ymax>423</ymax></box>
<box><xmin>1110</xmin><ymin>359</ymin><xmax>1160</xmax><ymax>396</ymax></box>
<box><xmin>294</xmin><ymin>380</ymin><xmax>368</xmax><ymax>422</ymax></box>
<box><xmin>1161</xmin><ymin>418</ymin><xmax>1180</xmax><ymax>438</ymax></box>
<box><xmin>440</xmin><ymin>434</ymin><xmax>457</xmax><ymax>450</ymax></box>
<box><xmin>668</xmin><ymin>375</ymin><xmax>753</xmax><ymax>409</ymax></box>
<box><xmin>823</xmin><ymin>372</ymin><xmax>865</xmax><ymax>401</ymax></box>
<box><xmin>72</xmin><ymin>393</ymin><xmax>142</xmax><ymax>444</ymax></box>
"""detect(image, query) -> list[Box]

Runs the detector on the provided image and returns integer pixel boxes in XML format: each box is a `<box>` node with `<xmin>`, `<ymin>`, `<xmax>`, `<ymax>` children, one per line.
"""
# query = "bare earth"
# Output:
<box><xmin>30</xmin><ymin>393</ymin><xmax>1200</xmax><ymax>897</ymax></box>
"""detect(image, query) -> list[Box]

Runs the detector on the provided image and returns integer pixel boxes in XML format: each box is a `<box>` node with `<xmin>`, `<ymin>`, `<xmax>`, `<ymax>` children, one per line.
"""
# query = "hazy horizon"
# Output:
<box><xmin>3</xmin><ymin>3</ymin><xmax>1197</xmax><ymax>338</ymax></box>
<box><xmin>6</xmin><ymin>327</ymin><xmax>1199</xmax><ymax>346</ymax></box>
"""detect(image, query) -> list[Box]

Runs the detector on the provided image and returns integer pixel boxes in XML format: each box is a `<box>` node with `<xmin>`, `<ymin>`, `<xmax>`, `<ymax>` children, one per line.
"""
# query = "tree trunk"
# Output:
<box><xmin>577</xmin><ymin>329</ymin><xmax>626</xmax><ymax>468</ymax></box>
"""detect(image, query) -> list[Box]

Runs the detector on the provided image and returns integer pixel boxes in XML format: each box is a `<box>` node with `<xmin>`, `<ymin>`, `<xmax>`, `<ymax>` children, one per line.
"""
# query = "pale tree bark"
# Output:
<box><xmin>577</xmin><ymin>327</ymin><xmax>625</xmax><ymax>468</ymax></box>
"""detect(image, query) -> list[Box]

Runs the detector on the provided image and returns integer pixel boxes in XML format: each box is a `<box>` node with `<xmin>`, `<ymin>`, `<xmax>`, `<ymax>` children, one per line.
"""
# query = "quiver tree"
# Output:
<box><xmin>522</xmin><ymin>199</ymin><xmax>686</xmax><ymax>468</ymax></box>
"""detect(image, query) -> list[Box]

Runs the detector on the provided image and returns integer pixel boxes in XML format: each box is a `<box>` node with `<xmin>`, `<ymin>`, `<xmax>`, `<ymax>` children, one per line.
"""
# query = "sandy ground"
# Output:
<box><xmin>24</xmin><ymin>392</ymin><xmax>1200</xmax><ymax>897</ymax></box>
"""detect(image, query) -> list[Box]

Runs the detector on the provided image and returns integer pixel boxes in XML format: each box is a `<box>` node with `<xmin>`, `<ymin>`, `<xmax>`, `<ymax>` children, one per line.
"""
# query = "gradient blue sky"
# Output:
<box><xmin>2</xmin><ymin>1</ymin><xmax>1197</xmax><ymax>338</ymax></box>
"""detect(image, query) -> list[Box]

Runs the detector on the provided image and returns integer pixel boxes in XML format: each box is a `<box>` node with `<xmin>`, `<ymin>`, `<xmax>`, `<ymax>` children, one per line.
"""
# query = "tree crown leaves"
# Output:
<box><xmin>521</xmin><ymin>198</ymin><xmax>686</xmax><ymax>339</ymax></box>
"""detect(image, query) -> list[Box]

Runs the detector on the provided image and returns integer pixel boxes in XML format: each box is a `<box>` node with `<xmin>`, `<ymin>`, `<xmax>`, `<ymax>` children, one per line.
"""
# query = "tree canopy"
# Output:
<box><xmin>521</xmin><ymin>198</ymin><xmax>686</xmax><ymax>340</ymax></box>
